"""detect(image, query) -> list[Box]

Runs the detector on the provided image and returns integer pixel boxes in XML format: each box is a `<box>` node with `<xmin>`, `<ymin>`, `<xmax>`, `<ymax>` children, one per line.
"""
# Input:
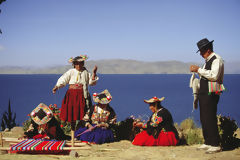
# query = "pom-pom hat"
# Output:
<box><xmin>68</xmin><ymin>55</ymin><xmax>88</xmax><ymax>63</ymax></box>
<box><xmin>30</xmin><ymin>103</ymin><xmax>53</xmax><ymax>125</ymax></box>
<box><xmin>144</xmin><ymin>96</ymin><xmax>165</xmax><ymax>104</ymax></box>
<box><xmin>93</xmin><ymin>89</ymin><xmax>112</xmax><ymax>104</ymax></box>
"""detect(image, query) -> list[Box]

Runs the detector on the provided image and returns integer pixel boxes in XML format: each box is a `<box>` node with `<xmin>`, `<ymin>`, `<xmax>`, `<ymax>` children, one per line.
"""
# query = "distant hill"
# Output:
<box><xmin>0</xmin><ymin>59</ymin><xmax>239</xmax><ymax>74</ymax></box>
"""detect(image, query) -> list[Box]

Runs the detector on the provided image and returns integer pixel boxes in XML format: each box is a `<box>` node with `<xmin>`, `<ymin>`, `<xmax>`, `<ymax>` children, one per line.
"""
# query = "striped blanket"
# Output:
<box><xmin>10</xmin><ymin>139</ymin><xmax>66</xmax><ymax>151</ymax></box>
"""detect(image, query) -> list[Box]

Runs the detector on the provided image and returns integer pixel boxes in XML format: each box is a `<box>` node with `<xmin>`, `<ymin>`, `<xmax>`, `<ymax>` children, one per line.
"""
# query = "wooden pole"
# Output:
<box><xmin>0</xmin><ymin>132</ymin><xmax>3</xmax><ymax>147</ymax></box>
<box><xmin>71</xmin><ymin>130</ymin><xmax>74</xmax><ymax>147</ymax></box>
<box><xmin>70</xmin><ymin>122</ymin><xmax>76</xmax><ymax>147</ymax></box>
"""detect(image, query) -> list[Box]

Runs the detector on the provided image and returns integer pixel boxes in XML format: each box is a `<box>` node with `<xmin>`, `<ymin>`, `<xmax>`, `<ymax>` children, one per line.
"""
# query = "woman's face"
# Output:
<box><xmin>74</xmin><ymin>61</ymin><xmax>84</xmax><ymax>71</ymax></box>
<box><xmin>149</xmin><ymin>103</ymin><xmax>157</xmax><ymax>113</ymax></box>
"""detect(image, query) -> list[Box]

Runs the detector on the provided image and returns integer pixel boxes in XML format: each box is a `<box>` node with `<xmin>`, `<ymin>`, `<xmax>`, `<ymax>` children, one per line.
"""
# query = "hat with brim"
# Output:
<box><xmin>144</xmin><ymin>96</ymin><xmax>165</xmax><ymax>104</ymax></box>
<box><xmin>68</xmin><ymin>55</ymin><xmax>88</xmax><ymax>63</ymax></box>
<box><xmin>30</xmin><ymin>103</ymin><xmax>53</xmax><ymax>125</ymax></box>
<box><xmin>196</xmin><ymin>38</ymin><xmax>214</xmax><ymax>53</ymax></box>
<box><xmin>93</xmin><ymin>89</ymin><xmax>112</xmax><ymax>104</ymax></box>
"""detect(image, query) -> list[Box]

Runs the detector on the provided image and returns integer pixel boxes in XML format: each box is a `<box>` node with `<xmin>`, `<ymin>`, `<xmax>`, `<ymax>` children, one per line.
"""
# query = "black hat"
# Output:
<box><xmin>196</xmin><ymin>38</ymin><xmax>214</xmax><ymax>53</ymax></box>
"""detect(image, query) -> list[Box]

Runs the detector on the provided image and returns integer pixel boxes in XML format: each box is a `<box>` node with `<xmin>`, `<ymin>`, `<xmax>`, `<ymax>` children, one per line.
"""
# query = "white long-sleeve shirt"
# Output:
<box><xmin>197</xmin><ymin>52</ymin><xmax>224</xmax><ymax>84</ymax></box>
<box><xmin>55</xmin><ymin>68</ymin><xmax>99</xmax><ymax>87</ymax></box>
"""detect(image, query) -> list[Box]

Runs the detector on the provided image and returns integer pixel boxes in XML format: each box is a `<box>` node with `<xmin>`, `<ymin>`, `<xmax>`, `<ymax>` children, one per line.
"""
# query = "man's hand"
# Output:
<box><xmin>190</xmin><ymin>65</ymin><xmax>199</xmax><ymax>73</ymax></box>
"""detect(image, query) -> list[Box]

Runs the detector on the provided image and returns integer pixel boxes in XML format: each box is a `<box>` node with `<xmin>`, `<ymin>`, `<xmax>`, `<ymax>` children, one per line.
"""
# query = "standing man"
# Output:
<box><xmin>190</xmin><ymin>38</ymin><xmax>224</xmax><ymax>153</ymax></box>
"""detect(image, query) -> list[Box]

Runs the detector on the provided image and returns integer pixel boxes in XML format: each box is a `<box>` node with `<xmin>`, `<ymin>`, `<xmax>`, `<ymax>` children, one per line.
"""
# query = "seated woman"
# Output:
<box><xmin>75</xmin><ymin>89</ymin><xmax>117</xmax><ymax>144</ymax></box>
<box><xmin>23</xmin><ymin>103</ymin><xmax>70</xmax><ymax>140</ymax></box>
<box><xmin>132</xmin><ymin>97</ymin><xmax>179</xmax><ymax>146</ymax></box>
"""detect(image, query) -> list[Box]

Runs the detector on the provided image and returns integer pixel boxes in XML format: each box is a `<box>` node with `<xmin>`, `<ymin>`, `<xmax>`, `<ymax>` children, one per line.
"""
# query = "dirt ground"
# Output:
<box><xmin>0</xmin><ymin>127</ymin><xmax>240</xmax><ymax>160</ymax></box>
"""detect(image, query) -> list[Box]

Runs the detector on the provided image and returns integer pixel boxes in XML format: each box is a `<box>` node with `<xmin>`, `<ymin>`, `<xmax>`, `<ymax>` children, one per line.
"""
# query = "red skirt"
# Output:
<box><xmin>132</xmin><ymin>130</ymin><xmax>178</xmax><ymax>146</ymax></box>
<box><xmin>60</xmin><ymin>88</ymin><xmax>85</xmax><ymax>122</ymax></box>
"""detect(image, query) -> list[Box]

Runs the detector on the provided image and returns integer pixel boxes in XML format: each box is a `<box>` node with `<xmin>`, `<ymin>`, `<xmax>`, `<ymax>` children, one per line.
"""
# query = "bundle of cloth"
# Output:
<box><xmin>189</xmin><ymin>73</ymin><xmax>200</xmax><ymax>112</ymax></box>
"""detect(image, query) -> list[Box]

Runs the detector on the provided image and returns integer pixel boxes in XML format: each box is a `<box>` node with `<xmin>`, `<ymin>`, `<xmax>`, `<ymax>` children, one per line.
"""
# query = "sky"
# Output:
<box><xmin>0</xmin><ymin>0</ymin><xmax>240</xmax><ymax>67</ymax></box>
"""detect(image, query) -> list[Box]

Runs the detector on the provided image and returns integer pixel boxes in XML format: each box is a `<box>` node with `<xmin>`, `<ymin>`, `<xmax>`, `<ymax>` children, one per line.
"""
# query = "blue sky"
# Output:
<box><xmin>0</xmin><ymin>0</ymin><xmax>239</xmax><ymax>67</ymax></box>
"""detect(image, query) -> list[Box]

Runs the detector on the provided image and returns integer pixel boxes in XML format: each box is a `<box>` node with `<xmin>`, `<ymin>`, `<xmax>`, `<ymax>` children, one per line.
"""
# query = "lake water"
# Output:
<box><xmin>0</xmin><ymin>74</ymin><xmax>239</xmax><ymax>127</ymax></box>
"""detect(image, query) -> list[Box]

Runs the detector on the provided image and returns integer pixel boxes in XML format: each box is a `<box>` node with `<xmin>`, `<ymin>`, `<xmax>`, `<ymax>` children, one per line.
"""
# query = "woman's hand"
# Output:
<box><xmin>92</xmin><ymin>65</ymin><xmax>98</xmax><ymax>80</ymax></box>
<box><xmin>133</xmin><ymin>122</ymin><xmax>143</xmax><ymax>128</ymax></box>
<box><xmin>52</xmin><ymin>86</ymin><xmax>58</xmax><ymax>94</ymax></box>
<box><xmin>96</xmin><ymin>123</ymin><xmax>108</xmax><ymax>129</ymax></box>
<box><xmin>93</xmin><ymin>65</ymin><xmax>98</xmax><ymax>74</ymax></box>
<box><xmin>87</xmin><ymin>124</ymin><xmax>95</xmax><ymax>131</ymax></box>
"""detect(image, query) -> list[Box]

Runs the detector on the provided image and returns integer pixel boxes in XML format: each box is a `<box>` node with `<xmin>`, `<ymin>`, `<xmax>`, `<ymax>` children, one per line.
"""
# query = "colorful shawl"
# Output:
<box><xmin>10</xmin><ymin>139</ymin><xmax>66</xmax><ymax>151</ymax></box>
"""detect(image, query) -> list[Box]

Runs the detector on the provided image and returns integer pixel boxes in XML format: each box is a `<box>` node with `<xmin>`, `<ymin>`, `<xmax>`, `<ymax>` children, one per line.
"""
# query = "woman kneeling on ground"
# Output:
<box><xmin>75</xmin><ymin>89</ymin><xmax>117</xmax><ymax>144</ymax></box>
<box><xmin>132</xmin><ymin>96</ymin><xmax>179</xmax><ymax>146</ymax></box>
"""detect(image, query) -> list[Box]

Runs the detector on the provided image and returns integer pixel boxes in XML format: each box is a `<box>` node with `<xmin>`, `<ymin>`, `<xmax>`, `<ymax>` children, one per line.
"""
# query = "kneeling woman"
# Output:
<box><xmin>132</xmin><ymin>97</ymin><xmax>179</xmax><ymax>146</ymax></box>
<box><xmin>75</xmin><ymin>90</ymin><xmax>117</xmax><ymax>144</ymax></box>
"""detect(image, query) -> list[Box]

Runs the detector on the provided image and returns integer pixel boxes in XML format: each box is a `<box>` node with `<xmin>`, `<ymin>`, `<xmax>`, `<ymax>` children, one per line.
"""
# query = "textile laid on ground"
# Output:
<box><xmin>10</xmin><ymin>139</ymin><xmax>66</xmax><ymax>151</ymax></box>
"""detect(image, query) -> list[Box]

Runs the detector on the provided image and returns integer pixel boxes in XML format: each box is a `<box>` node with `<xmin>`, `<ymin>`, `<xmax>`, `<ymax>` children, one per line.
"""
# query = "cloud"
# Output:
<box><xmin>0</xmin><ymin>45</ymin><xmax>5</xmax><ymax>51</ymax></box>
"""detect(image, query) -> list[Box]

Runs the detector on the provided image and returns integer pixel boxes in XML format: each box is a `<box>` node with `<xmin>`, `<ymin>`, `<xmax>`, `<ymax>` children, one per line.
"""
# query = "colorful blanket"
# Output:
<box><xmin>10</xmin><ymin>139</ymin><xmax>66</xmax><ymax>151</ymax></box>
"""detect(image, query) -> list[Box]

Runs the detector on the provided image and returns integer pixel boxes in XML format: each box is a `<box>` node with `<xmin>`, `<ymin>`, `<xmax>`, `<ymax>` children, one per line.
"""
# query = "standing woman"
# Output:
<box><xmin>132</xmin><ymin>97</ymin><xmax>179</xmax><ymax>146</ymax></box>
<box><xmin>52</xmin><ymin>55</ymin><xmax>98</xmax><ymax>146</ymax></box>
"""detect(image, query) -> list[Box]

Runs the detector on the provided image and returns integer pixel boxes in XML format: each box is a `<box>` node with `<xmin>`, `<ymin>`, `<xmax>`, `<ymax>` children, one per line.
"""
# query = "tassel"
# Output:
<box><xmin>76</xmin><ymin>72</ymin><xmax>80</xmax><ymax>82</ymax></box>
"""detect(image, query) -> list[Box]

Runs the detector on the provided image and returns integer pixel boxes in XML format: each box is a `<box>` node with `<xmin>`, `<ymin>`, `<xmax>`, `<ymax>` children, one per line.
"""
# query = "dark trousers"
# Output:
<box><xmin>199</xmin><ymin>93</ymin><xmax>220</xmax><ymax>146</ymax></box>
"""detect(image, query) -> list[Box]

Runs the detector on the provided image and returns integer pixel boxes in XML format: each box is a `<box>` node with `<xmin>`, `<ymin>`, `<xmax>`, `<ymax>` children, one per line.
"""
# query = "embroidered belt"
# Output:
<box><xmin>69</xmin><ymin>84</ymin><xmax>83</xmax><ymax>89</ymax></box>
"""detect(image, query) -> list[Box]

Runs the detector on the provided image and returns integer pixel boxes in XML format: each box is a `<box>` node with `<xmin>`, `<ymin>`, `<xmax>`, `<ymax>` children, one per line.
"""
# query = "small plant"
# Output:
<box><xmin>176</xmin><ymin>117</ymin><xmax>203</xmax><ymax>145</ymax></box>
<box><xmin>1</xmin><ymin>99</ymin><xmax>17</xmax><ymax>131</ymax></box>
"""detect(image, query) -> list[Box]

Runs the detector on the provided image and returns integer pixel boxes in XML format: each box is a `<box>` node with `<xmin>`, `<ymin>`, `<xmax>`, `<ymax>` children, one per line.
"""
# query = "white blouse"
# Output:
<box><xmin>198</xmin><ymin>52</ymin><xmax>224</xmax><ymax>84</ymax></box>
<box><xmin>55</xmin><ymin>68</ymin><xmax>99</xmax><ymax>87</ymax></box>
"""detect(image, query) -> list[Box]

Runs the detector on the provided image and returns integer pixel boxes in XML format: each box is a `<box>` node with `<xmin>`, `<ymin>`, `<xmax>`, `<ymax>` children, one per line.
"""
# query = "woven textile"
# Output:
<box><xmin>208</xmin><ymin>81</ymin><xmax>225</xmax><ymax>95</ymax></box>
<box><xmin>10</xmin><ymin>139</ymin><xmax>66</xmax><ymax>151</ymax></box>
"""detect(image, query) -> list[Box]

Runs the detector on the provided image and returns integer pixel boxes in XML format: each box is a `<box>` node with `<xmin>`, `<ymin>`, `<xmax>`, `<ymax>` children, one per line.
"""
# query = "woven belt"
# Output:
<box><xmin>69</xmin><ymin>84</ymin><xmax>83</xmax><ymax>89</ymax></box>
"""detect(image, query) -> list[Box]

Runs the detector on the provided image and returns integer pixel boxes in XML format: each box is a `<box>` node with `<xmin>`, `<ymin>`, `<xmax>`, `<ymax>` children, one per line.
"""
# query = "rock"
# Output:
<box><xmin>69</xmin><ymin>150</ymin><xmax>79</xmax><ymax>158</ymax></box>
<box><xmin>4</xmin><ymin>128</ymin><xmax>10</xmax><ymax>132</ymax></box>
<box><xmin>11</xmin><ymin>127</ymin><xmax>24</xmax><ymax>134</ymax></box>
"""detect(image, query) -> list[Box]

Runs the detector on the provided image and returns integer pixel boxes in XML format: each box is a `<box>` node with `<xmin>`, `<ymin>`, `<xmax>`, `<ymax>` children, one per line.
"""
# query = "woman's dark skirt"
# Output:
<box><xmin>74</xmin><ymin>124</ymin><xmax>114</xmax><ymax>144</ymax></box>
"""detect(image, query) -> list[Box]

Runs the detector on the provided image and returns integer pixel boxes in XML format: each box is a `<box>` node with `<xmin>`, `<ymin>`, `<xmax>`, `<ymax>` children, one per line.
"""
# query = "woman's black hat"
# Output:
<box><xmin>196</xmin><ymin>38</ymin><xmax>214</xmax><ymax>53</ymax></box>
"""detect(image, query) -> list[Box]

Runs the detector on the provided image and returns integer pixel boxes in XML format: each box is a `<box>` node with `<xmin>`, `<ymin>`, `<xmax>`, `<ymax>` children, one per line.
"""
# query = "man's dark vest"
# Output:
<box><xmin>199</xmin><ymin>55</ymin><xmax>217</xmax><ymax>94</ymax></box>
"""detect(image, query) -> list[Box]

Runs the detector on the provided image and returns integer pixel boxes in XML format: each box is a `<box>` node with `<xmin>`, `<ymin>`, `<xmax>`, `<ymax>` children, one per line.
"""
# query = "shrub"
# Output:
<box><xmin>1</xmin><ymin>99</ymin><xmax>17</xmax><ymax>131</ymax></box>
<box><xmin>217</xmin><ymin>115</ymin><xmax>240</xmax><ymax>150</ymax></box>
<box><xmin>176</xmin><ymin>117</ymin><xmax>203</xmax><ymax>145</ymax></box>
